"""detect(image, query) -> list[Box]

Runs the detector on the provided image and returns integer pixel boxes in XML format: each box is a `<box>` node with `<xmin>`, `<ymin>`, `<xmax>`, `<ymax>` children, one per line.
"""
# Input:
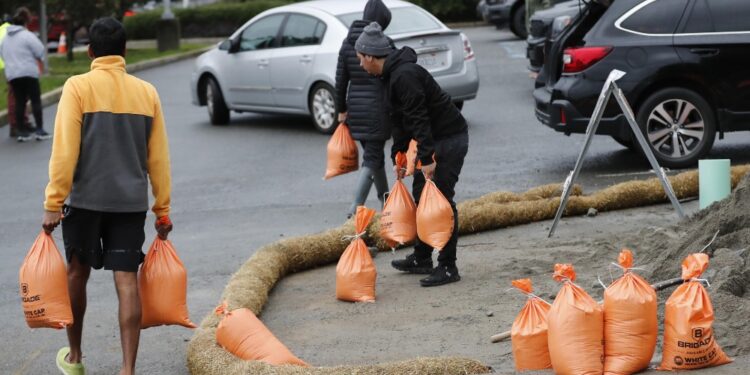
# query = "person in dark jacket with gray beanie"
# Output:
<box><xmin>335</xmin><ymin>0</ymin><xmax>394</xmax><ymax>218</ymax></box>
<box><xmin>356</xmin><ymin>22</ymin><xmax>469</xmax><ymax>287</ymax></box>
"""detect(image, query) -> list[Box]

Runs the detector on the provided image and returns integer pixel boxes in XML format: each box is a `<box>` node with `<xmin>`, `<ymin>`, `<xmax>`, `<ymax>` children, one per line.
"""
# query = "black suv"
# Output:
<box><xmin>533</xmin><ymin>0</ymin><xmax>750</xmax><ymax>168</ymax></box>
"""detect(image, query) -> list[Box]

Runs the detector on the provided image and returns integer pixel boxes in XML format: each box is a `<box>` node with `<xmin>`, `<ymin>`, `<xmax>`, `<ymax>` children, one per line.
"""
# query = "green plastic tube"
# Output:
<box><xmin>699</xmin><ymin>159</ymin><xmax>731</xmax><ymax>209</ymax></box>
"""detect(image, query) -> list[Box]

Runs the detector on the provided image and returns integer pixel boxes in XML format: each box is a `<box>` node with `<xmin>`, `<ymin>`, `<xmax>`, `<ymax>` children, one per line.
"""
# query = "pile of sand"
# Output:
<box><xmin>595</xmin><ymin>174</ymin><xmax>750</xmax><ymax>357</ymax></box>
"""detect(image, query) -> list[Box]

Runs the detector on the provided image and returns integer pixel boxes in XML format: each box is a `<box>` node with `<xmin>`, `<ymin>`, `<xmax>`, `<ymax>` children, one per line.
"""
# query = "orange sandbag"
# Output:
<box><xmin>405</xmin><ymin>139</ymin><xmax>418</xmax><ymax>176</ymax></box>
<box><xmin>416</xmin><ymin>180</ymin><xmax>454</xmax><ymax>250</ymax></box>
<box><xmin>511</xmin><ymin>278</ymin><xmax>552</xmax><ymax>371</ymax></box>
<box><xmin>548</xmin><ymin>264</ymin><xmax>603</xmax><ymax>375</ymax></box>
<box><xmin>324</xmin><ymin>123</ymin><xmax>358</xmax><ymax>179</ymax></box>
<box><xmin>215</xmin><ymin>302</ymin><xmax>308</xmax><ymax>366</ymax></box>
<box><xmin>336</xmin><ymin>206</ymin><xmax>377</xmax><ymax>302</ymax></box>
<box><xmin>659</xmin><ymin>253</ymin><xmax>732</xmax><ymax>370</ymax></box>
<box><xmin>603</xmin><ymin>249</ymin><xmax>657</xmax><ymax>375</ymax></box>
<box><xmin>140</xmin><ymin>238</ymin><xmax>196</xmax><ymax>329</ymax></box>
<box><xmin>380</xmin><ymin>152</ymin><xmax>417</xmax><ymax>248</ymax></box>
<box><xmin>19</xmin><ymin>231</ymin><xmax>73</xmax><ymax>329</ymax></box>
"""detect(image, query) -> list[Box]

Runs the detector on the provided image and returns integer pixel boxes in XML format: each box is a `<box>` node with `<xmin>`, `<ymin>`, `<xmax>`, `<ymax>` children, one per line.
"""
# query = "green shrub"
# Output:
<box><xmin>412</xmin><ymin>0</ymin><xmax>480</xmax><ymax>23</ymax></box>
<box><xmin>124</xmin><ymin>1</ymin><xmax>293</xmax><ymax>40</ymax></box>
<box><xmin>124</xmin><ymin>0</ymin><xmax>480</xmax><ymax>40</ymax></box>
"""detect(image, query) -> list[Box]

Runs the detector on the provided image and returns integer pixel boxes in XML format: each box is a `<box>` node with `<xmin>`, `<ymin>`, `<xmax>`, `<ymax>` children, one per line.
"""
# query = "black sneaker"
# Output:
<box><xmin>35</xmin><ymin>128</ymin><xmax>52</xmax><ymax>141</ymax></box>
<box><xmin>16</xmin><ymin>132</ymin><xmax>33</xmax><ymax>142</ymax></box>
<box><xmin>391</xmin><ymin>253</ymin><xmax>433</xmax><ymax>274</ymax></box>
<box><xmin>420</xmin><ymin>264</ymin><xmax>461</xmax><ymax>287</ymax></box>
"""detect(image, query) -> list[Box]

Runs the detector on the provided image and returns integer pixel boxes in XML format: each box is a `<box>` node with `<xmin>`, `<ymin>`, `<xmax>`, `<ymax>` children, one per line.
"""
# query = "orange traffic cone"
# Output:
<box><xmin>57</xmin><ymin>32</ymin><xmax>67</xmax><ymax>54</ymax></box>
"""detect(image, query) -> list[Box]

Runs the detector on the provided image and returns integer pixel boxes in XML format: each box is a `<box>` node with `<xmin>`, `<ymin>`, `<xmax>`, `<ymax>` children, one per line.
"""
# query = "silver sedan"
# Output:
<box><xmin>190</xmin><ymin>0</ymin><xmax>480</xmax><ymax>133</ymax></box>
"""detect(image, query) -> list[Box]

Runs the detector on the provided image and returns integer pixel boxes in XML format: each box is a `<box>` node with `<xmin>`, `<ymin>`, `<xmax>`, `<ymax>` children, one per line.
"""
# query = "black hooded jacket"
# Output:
<box><xmin>334</xmin><ymin>0</ymin><xmax>393</xmax><ymax>141</ymax></box>
<box><xmin>382</xmin><ymin>47</ymin><xmax>468</xmax><ymax>165</ymax></box>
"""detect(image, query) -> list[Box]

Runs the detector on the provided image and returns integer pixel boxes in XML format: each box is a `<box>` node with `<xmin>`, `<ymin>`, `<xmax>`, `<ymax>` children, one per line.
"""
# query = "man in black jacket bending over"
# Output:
<box><xmin>355</xmin><ymin>22</ymin><xmax>469</xmax><ymax>287</ymax></box>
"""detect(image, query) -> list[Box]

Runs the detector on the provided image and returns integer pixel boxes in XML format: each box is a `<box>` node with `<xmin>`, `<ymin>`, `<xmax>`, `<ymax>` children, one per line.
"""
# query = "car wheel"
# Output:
<box><xmin>636</xmin><ymin>88</ymin><xmax>716</xmax><ymax>168</ymax></box>
<box><xmin>206</xmin><ymin>77</ymin><xmax>230</xmax><ymax>126</ymax></box>
<box><xmin>454</xmin><ymin>101</ymin><xmax>464</xmax><ymax>111</ymax></box>
<box><xmin>510</xmin><ymin>7</ymin><xmax>527</xmax><ymax>39</ymax></box>
<box><xmin>611</xmin><ymin>134</ymin><xmax>635</xmax><ymax>151</ymax></box>
<box><xmin>309</xmin><ymin>83</ymin><xmax>338</xmax><ymax>134</ymax></box>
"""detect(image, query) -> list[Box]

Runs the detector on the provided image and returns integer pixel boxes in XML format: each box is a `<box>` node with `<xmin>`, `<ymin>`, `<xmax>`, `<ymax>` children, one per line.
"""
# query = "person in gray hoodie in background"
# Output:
<box><xmin>335</xmin><ymin>0</ymin><xmax>394</xmax><ymax>219</ymax></box>
<box><xmin>0</xmin><ymin>7</ymin><xmax>49</xmax><ymax>142</ymax></box>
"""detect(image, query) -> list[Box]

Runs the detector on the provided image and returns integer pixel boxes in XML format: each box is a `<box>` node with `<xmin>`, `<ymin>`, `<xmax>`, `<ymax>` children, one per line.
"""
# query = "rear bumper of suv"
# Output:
<box><xmin>533</xmin><ymin>78</ymin><xmax>631</xmax><ymax>139</ymax></box>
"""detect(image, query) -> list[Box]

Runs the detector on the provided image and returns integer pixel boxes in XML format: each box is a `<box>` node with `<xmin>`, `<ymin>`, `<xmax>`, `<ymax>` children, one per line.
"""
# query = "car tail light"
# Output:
<box><xmin>562</xmin><ymin>46</ymin><xmax>612</xmax><ymax>73</ymax></box>
<box><xmin>461</xmin><ymin>33</ymin><xmax>475</xmax><ymax>61</ymax></box>
<box><xmin>560</xmin><ymin>108</ymin><xmax>567</xmax><ymax>125</ymax></box>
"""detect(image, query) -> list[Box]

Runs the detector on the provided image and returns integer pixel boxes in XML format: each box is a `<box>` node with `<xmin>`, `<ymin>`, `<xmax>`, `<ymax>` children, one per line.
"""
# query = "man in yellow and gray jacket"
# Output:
<box><xmin>41</xmin><ymin>18</ymin><xmax>172</xmax><ymax>375</ymax></box>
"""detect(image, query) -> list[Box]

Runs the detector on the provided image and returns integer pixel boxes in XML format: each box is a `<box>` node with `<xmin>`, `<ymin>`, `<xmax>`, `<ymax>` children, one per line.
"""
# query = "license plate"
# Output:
<box><xmin>417</xmin><ymin>51</ymin><xmax>448</xmax><ymax>70</ymax></box>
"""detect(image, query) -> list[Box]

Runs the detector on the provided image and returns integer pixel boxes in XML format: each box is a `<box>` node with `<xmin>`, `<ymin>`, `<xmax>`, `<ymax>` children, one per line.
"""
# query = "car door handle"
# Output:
<box><xmin>258</xmin><ymin>59</ymin><xmax>269</xmax><ymax>68</ymax></box>
<box><xmin>299</xmin><ymin>56</ymin><xmax>313</xmax><ymax>63</ymax></box>
<box><xmin>689</xmin><ymin>48</ymin><xmax>719</xmax><ymax>57</ymax></box>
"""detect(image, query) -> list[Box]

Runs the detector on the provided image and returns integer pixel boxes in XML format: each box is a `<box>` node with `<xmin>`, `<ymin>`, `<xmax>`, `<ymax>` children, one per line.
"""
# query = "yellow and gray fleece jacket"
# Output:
<box><xmin>44</xmin><ymin>56</ymin><xmax>171</xmax><ymax>217</ymax></box>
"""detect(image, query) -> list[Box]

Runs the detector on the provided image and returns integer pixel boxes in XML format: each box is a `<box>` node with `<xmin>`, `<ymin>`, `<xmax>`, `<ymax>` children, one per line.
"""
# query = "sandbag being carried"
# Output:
<box><xmin>140</xmin><ymin>238</ymin><xmax>196</xmax><ymax>329</ymax></box>
<box><xmin>380</xmin><ymin>152</ymin><xmax>417</xmax><ymax>248</ymax></box>
<box><xmin>548</xmin><ymin>263</ymin><xmax>603</xmax><ymax>375</ymax></box>
<box><xmin>336</xmin><ymin>206</ymin><xmax>377</xmax><ymax>302</ymax></box>
<box><xmin>215</xmin><ymin>302</ymin><xmax>308</xmax><ymax>366</ymax></box>
<box><xmin>511</xmin><ymin>278</ymin><xmax>552</xmax><ymax>372</ymax></box>
<box><xmin>659</xmin><ymin>253</ymin><xmax>732</xmax><ymax>370</ymax></box>
<box><xmin>324</xmin><ymin>123</ymin><xmax>358</xmax><ymax>179</ymax></box>
<box><xmin>19</xmin><ymin>231</ymin><xmax>73</xmax><ymax>329</ymax></box>
<box><xmin>416</xmin><ymin>180</ymin><xmax>454</xmax><ymax>251</ymax></box>
<box><xmin>604</xmin><ymin>249</ymin><xmax>657</xmax><ymax>375</ymax></box>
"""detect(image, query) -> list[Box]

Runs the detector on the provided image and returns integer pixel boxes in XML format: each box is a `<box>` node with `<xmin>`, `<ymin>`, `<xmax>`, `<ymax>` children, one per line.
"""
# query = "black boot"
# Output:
<box><xmin>391</xmin><ymin>253</ymin><xmax>433</xmax><ymax>274</ymax></box>
<box><xmin>420</xmin><ymin>264</ymin><xmax>460</xmax><ymax>287</ymax></box>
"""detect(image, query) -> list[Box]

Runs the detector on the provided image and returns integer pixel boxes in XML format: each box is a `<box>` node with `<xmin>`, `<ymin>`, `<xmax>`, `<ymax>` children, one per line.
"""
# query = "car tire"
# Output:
<box><xmin>309</xmin><ymin>82</ymin><xmax>338</xmax><ymax>134</ymax></box>
<box><xmin>636</xmin><ymin>87</ymin><xmax>716</xmax><ymax>168</ymax></box>
<box><xmin>206</xmin><ymin>77</ymin><xmax>230</xmax><ymax>126</ymax></box>
<box><xmin>611</xmin><ymin>134</ymin><xmax>636</xmax><ymax>151</ymax></box>
<box><xmin>454</xmin><ymin>101</ymin><xmax>464</xmax><ymax>111</ymax></box>
<box><xmin>510</xmin><ymin>7</ymin><xmax>527</xmax><ymax>39</ymax></box>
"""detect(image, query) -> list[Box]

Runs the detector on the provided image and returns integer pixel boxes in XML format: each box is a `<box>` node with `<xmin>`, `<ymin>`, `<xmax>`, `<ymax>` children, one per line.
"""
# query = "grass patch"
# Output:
<box><xmin>1</xmin><ymin>43</ymin><xmax>208</xmax><ymax>112</ymax></box>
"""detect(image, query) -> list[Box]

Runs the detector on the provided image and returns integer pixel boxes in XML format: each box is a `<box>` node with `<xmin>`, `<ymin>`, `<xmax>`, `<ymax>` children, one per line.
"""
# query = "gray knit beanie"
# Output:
<box><xmin>355</xmin><ymin>22</ymin><xmax>393</xmax><ymax>57</ymax></box>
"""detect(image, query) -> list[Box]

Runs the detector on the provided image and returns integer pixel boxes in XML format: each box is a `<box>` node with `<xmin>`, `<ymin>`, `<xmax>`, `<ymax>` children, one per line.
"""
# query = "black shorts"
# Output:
<box><xmin>61</xmin><ymin>206</ymin><xmax>146</xmax><ymax>272</ymax></box>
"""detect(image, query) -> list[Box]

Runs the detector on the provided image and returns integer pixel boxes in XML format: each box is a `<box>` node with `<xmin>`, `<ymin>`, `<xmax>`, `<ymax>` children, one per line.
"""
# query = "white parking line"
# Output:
<box><xmin>498</xmin><ymin>41</ymin><xmax>526</xmax><ymax>59</ymax></box>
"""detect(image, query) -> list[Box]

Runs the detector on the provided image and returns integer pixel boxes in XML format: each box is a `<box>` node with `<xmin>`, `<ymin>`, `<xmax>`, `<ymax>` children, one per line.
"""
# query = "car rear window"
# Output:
<box><xmin>620</xmin><ymin>0</ymin><xmax>688</xmax><ymax>35</ymax></box>
<box><xmin>683</xmin><ymin>0</ymin><xmax>750</xmax><ymax>33</ymax></box>
<box><xmin>338</xmin><ymin>6</ymin><xmax>442</xmax><ymax>35</ymax></box>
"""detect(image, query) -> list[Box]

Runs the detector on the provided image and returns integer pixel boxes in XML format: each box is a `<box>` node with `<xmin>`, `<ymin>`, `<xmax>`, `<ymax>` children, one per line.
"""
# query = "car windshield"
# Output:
<box><xmin>338</xmin><ymin>6</ymin><xmax>442</xmax><ymax>35</ymax></box>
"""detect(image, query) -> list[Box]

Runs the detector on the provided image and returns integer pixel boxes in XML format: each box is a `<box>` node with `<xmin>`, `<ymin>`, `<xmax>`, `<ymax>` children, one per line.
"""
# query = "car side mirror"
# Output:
<box><xmin>229</xmin><ymin>38</ymin><xmax>241</xmax><ymax>53</ymax></box>
<box><xmin>218</xmin><ymin>39</ymin><xmax>231</xmax><ymax>51</ymax></box>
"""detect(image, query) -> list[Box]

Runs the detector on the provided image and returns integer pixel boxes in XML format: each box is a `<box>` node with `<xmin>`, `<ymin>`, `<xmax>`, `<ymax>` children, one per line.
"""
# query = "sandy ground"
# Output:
<box><xmin>261</xmin><ymin>200</ymin><xmax>749</xmax><ymax>374</ymax></box>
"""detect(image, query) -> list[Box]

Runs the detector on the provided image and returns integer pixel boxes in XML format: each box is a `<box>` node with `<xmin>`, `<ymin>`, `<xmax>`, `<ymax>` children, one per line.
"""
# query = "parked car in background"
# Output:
<box><xmin>534</xmin><ymin>0</ymin><xmax>750</xmax><ymax>168</ymax></box>
<box><xmin>477</xmin><ymin>0</ymin><xmax>570</xmax><ymax>39</ymax></box>
<box><xmin>526</xmin><ymin>0</ymin><xmax>581</xmax><ymax>72</ymax></box>
<box><xmin>191</xmin><ymin>0</ymin><xmax>479</xmax><ymax>133</ymax></box>
<box><xmin>476</xmin><ymin>0</ymin><xmax>528</xmax><ymax>38</ymax></box>
<box><xmin>26</xmin><ymin>12</ymin><xmax>67</xmax><ymax>51</ymax></box>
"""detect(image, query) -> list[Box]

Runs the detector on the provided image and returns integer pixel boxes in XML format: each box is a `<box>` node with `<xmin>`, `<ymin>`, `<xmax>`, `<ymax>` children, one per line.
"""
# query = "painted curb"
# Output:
<box><xmin>0</xmin><ymin>45</ymin><xmax>213</xmax><ymax>128</ymax></box>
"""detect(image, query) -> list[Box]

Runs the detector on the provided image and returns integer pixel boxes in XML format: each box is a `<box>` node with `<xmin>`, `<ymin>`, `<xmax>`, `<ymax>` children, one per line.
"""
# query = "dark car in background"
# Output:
<box><xmin>526</xmin><ymin>0</ymin><xmax>582</xmax><ymax>72</ymax></box>
<box><xmin>477</xmin><ymin>0</ymin><xmax>528</xmax><ymax>38</ymax></box>
<box><xmin>477</xmin><ymin>0</ymin><xmax>570</xmax><ymax>39</ymax></box>
<box><xmin>534</xmin><ymin>0</ymin><xmax>750</xmax><ymax>168</ymax></box>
